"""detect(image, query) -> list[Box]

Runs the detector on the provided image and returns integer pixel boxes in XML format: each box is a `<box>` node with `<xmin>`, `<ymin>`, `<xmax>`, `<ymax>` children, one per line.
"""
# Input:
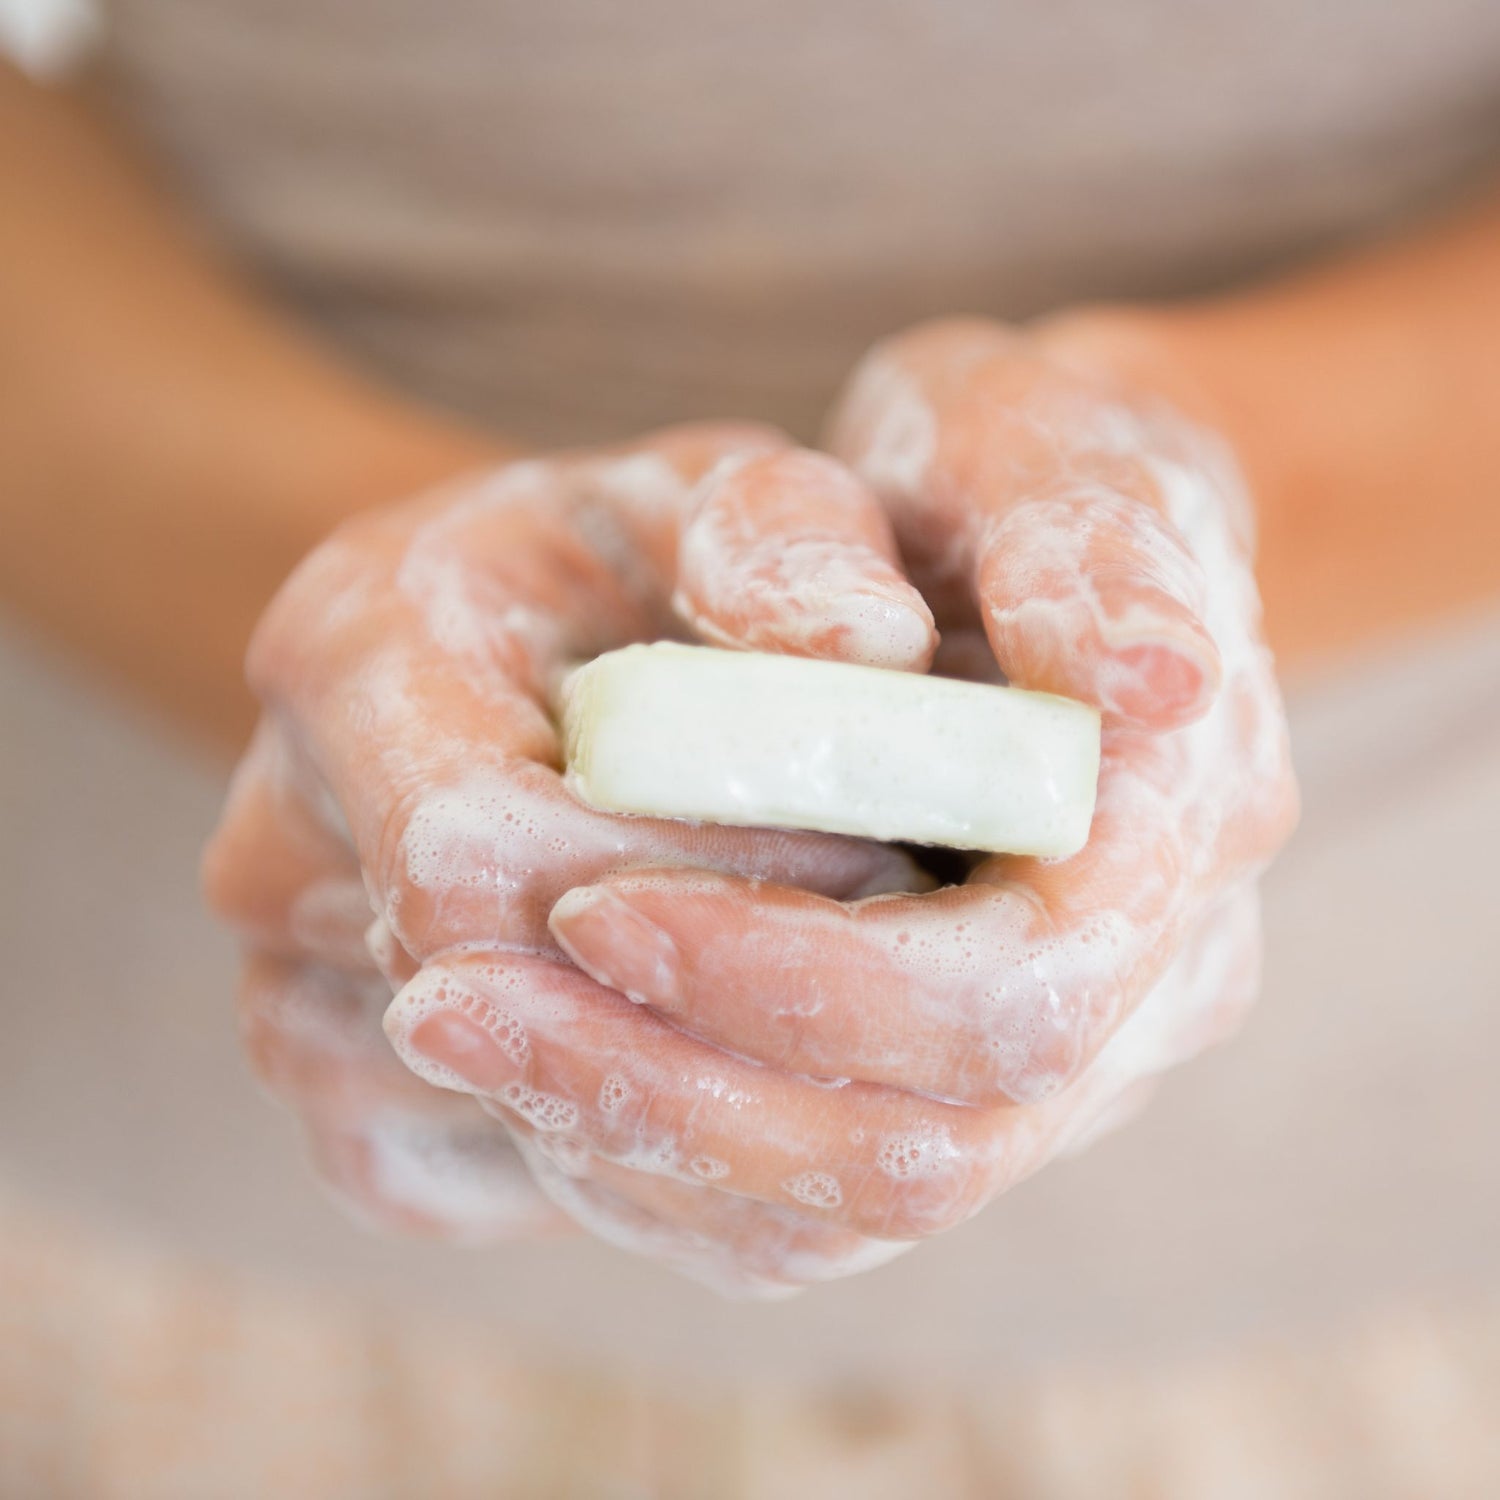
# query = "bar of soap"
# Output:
<box><xmin>562</xmin><ymin>643</ymin><xmax>1101</xmax><ymax>857</ymax></box>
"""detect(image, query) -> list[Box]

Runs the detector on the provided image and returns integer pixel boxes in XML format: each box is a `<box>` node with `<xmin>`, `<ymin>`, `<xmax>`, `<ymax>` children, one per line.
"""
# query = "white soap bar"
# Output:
<box><xmin>562</xmin><ymin>643</ymin><xmax>1101</xmax><ymax>857</ymax></box>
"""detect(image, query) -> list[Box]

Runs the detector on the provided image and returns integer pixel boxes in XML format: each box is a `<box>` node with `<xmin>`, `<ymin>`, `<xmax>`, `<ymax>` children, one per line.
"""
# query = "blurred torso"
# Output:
<box><xmin>101</xmin><ymin>0</ymin><xmax>1500</xmax><ymax>444</ymax></box>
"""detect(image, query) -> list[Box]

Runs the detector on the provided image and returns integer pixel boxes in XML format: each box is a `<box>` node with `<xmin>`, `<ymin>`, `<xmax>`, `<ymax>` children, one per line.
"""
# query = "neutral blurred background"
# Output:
<box><xmin>2</xmin><ymin>0</ymin><xmax>1499</xmax><ymax>1494</ymax></box>
<box><xmin>6</xmin><ymin>590</ymin><xmax>1500</xmax><ymax>1494</ymax></box>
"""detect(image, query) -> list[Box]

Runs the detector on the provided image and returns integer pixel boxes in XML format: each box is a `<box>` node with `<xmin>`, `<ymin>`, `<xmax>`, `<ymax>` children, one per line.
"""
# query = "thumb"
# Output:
<box><xmin>673</xmin><ymin>448</ymin><xmax>937</xmax><ymax>671</ymax></box>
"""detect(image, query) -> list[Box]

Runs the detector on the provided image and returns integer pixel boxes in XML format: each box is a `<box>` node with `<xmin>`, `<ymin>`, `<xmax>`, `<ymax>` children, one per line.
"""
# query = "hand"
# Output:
<box><xmin>532</xmin><ymin>319</ymin><xmax>1298</xmax><ymax>1281</ymax></box>
<box><xmin>208</xmin><ymin>319</ymin><xmax>1297</xmax><ymax>1295</ymax></box>
<box><xmin>205</xmin><ymin>423</ymin><xmax>933</xmax><ymax>1287</ymax></box>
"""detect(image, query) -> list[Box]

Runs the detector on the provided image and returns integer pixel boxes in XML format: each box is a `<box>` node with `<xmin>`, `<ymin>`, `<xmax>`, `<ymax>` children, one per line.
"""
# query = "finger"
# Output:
<box><xmin>387</xmin><ymin>911</ymin><xmax>1256</xmax><ymax>1253</ymax></box>
<box><xmin>550</xmin><ymin>715</ymin><xmax>1293</xmax><ymax>1108</ymax></box>
<box><xmin>363</xmin><ymin>916</ymin><xmax>422</xmax><ymax>989</ymax></box>
<box><xmin>1050</xmin><ymin>881</ymin><xmax>1262</xmax><ymax>1155</ymax></box>
<box><xmin>825</xmin><ymin>318</ymin><xmax>1231</xmax><ymax>728</ymax></box>
<box><xmin>200</xmin><ymin>718</ymin><xmax>422</xmax><ymax>987</ymax></box>
<box><xmin>551</xmin><ymin>866</ymin><xmax>1140</xmax><ymax>1108</ymax></box>
<box><xmin>504</xmin><ymin>1121</ymin><xmax>910</xmax><ymax>1294</ymax></box>
<box><xmin>239</xmin><ymin>952</ymin><xmax>457</xmax><ymax>1124</ymax></box>
<box><xmin>975</xmin><ymin>489</ymin><xmax>1221</xmax><ymax>728</ymax></box>
<box><xmin>203</xmin><ymin>719</ymin><xmax>377</xmax><ymax>972</ymax></box>
<box><xmin>239</xmin><ymin>953</ymin><xmax>571</xmax><ymax>1240</ymax></box>
<box><xmin>673</xmin><ymin>448</ymin><xmax>936</xmax><ymax>670</ymax></box>
<box><xmin>306</xmin><ymin>1114</ymin><xmax>575</xmax><ymax>1242</ymax></box>
<box><xmin>577</xmin><ymin>1156</ymin><xmax>914</xmax><ymax>1286</ymax></box>
<box><xmin>248</xmin><ymin>441</ymin><xmax>921</xmax><ymax>963</ymax></box>
<box><xmin>505</xmin><ymin>1132</ymin><xmax>807</xmax><ymax>1298</ymax></box>
<box><xmin>383</xmin><ymin>951</ymin><xmax>1014</xmax><ymax>1241</ymax></box>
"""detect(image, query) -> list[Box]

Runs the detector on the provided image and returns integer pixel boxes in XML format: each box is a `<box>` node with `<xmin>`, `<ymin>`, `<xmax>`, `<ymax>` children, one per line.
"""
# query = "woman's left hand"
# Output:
<box><xmin>519</xmin><ymin>317</ymin><xmax>1299</xmax><ymax>1288</ymax></box>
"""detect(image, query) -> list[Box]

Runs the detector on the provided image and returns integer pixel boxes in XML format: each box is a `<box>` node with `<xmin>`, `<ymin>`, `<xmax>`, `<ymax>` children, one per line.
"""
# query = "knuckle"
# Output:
<box><xmin>373</xmin><ymin>762</ymin><xmax>563</xmax><ymax>957</ymax></box>
<box><xmin>234</xmin><ymin>1002</ymin><xmax>284</xmax><ymax>1091</ymax></box>
<box><xmin>372</xmin><ymin>775</ymin><xmax>431</xmax><ymax>940</ymax></box>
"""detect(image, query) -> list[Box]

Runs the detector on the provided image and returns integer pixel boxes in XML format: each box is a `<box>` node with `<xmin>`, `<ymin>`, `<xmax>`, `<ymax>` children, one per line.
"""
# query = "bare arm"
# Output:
<box><xmin>1050</xmin><ymin>185</ymin><xmax>1500</xmax><ymax>669</ymax></box>
<box><xmin>4</xmin><ymin>54</ymin><xmax>1497</xmax><ymax>747</ymax></box>
<box><xmin>0</xmin><ymin>61</ymin><xmax>508</xmax><ymax>746</ymax></box>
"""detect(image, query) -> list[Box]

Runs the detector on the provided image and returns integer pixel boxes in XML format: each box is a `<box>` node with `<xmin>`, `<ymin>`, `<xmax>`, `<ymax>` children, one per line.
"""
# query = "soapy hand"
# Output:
<box><xmin>206</xmin><ymin>320</ymin><xmax>1296</xmax><ymax>1295</ymax></box>
<box><xmin>533</xmin><ymin>319</ymin><xmax>1298</xmax><ymax>1283</ymax></box>
<box><xmin>204</xmin><ymin>423</ymin><xmax>932</xmax><ymax>1269</ymax></box>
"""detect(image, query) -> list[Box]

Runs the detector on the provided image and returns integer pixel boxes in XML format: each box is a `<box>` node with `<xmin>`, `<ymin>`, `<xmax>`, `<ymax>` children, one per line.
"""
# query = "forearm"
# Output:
<box><xmin>0</xmin><ymin>63</ymin><xmax>509</xmax><ymax>747</ymax></box>
<box><xmin>1045</xmin><ymin>185</ymin><xmax>1500</xmax><ymax>670</ymax></box>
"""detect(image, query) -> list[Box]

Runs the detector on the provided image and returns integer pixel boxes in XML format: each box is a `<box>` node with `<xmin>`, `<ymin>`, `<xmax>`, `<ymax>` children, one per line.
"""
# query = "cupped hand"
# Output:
<box><xmin>206</xmin><ymin>423</ymin><xmax>943</xmax><ymax>1288</ymax></box>
<box><xmin>208</xmin><ymin>320</ymin><xmax>1297</xmax><ymax>1295</ymax></box>
<box><xmin>523</xmin><ymin>319</ymin><xmax>1298</xmax><ymax>1283</ymax></box>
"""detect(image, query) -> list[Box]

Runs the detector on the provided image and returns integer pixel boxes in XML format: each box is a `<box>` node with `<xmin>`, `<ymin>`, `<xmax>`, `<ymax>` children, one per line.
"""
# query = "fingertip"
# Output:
<box><xmin>549</xmin><ymin>883</ymin><xmax>683</xmax><ymax>1005</ymax></box>
<box><xmin>990</xmin><ymin>594</ymin><xmax>1222</xmax><ymax>729</ymax></box>
<box><xmin>814</xmin><ymin>583</ymin><xmax>938</xmax><ymax>672</ymax></box>
<box><xmin>677</xmin><ymin>569</ymin><xmax>936</xmax><ymax>672</ymax></box>
<box><xmin>1108</xmin><ymin>629</ymin><xmax>1223</xmax><ymax>729</ymax></box>
<box><xmin>383</xmin><ymin>970</ymin><xmax>524</xmax><ymax>1096</ymax></box>
<box><xmin>978</xmin><ymin>492</ymin><xmax>1224</xmax><ymax>729</ymax></box>
<box><xmin>405</xmin><ymin>1008</ymin><xmax>518</xmax><ymax>1095</ymax></box>
<box><xmin>547</xmin><ymin>883</ymin><xmax>599</xmax><ymax>934</ymax></box>
<box><xmin>758</xmin><ymin>575</ymin><xmax>935</xmax><ymax>672</ymax></box>
<box><xmin>676</xmin><ymin>446</ymin><xmax>938</xmax><ymax>671</ymax></box>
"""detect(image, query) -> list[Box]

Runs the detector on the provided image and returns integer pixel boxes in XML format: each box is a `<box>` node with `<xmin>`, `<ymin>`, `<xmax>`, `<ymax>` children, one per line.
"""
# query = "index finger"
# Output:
<box><xmin>826</xmin><ymin>318</ymin><xmax>1238</xmax><ymax>729</ymax></box>
<box><xmin>245</xmin><ymin>431</ymin><xmax>919</xmax><ymax>962</ymax></box>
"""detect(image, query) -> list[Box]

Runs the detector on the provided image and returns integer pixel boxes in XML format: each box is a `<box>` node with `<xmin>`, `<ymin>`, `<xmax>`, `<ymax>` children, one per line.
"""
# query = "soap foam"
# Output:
<box><xmin>782</xmin><ymin>1171</ymin><xmax>843</xmax><ymax>1209</ymax></box>
<box><xmin>362</xmin><ymin>1110</ymin><xmax>554</xmax><ymax>1240</ymax></box>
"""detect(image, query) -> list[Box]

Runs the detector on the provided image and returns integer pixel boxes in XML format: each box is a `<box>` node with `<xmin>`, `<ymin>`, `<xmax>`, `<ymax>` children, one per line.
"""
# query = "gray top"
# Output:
<box><xmin>100</xmin><ymin>0</ymin><xmax>1500</xmax><ymax>443</ymax></box>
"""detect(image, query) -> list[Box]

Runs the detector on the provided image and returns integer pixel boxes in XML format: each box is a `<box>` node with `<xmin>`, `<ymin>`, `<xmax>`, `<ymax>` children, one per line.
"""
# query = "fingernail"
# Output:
<box><xmin>550</xmin><ymin>886</ymin><xmax>682</xmax><ymax>1006</ymax></box>
<box><xmin>390</xmin><ymin>984</ymin><xmax>531</xmax><ymax>1092</ymax></box>
<box><xmin>819</xmin><ymin>587</ymin><xmax>936</xmax><ymax>671</ymax></box>
<box><xmin>1105</xmin><ymin>628</ymin><xmax>1221</xmax><ymax>726</ymax></box>
<box><xmin>411</xmin><ymin>1008</ymin><xmax>528</xmax><ymax>1092</ymax></box>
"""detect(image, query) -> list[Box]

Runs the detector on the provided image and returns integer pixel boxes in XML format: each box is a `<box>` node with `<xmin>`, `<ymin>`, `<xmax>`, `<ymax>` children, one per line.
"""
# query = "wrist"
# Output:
<box><xmin>1030</xmin><ymin>300</ymin><xmax>1313</xmax><ymax>661</ymax></box>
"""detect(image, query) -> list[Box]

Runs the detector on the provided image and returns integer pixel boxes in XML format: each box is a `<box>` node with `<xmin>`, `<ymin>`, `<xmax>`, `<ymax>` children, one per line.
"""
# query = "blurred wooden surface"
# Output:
<box><xmin>3</xmin><ymin>1188</ymin><xmax>1496</xmax><ymax>1499</ymax></box>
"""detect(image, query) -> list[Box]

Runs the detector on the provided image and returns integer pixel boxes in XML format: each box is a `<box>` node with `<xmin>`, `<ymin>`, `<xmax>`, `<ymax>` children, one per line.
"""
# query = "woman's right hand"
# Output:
<box><xmin>204</xmin><ymin>422</ymin><xmax>941</xmax><ymax>1288</ymax></box>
